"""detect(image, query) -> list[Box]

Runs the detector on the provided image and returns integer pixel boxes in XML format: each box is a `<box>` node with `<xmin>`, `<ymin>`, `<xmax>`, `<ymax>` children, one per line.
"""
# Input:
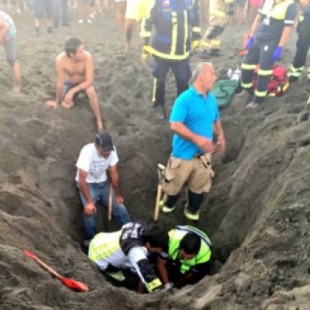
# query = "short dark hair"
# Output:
<box><xmin>142</xmin><ymin>224</ymin><xmax>169</xmax><ymax>251</ymax></box>
<box><xmin>180</xmin><ymin>233</ymin><xmax>201</xmax><ymax>255</ymax></box>
<box><xmin>64</xmin><ymin>37</ymin><xmax>82</xmax><ymax>57</ymax></box>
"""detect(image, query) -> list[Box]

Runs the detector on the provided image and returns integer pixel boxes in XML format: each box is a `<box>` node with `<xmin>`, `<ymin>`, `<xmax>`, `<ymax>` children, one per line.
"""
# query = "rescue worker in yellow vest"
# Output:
<box><xmin>157</xmin><ymin>225</ymin><xmax>212</xmax><ymax>289</ymax></box>
<box><xmin>288</xmin><ymin>0</ymin><xmax>310</xmax><ymax>83</ymax></box>
<box><xmin>88</xmin><ymin>222</ymin><xmax>169</xmax><ymax>292</ymax></box>
<box><xmin>200</xmin><ymin>0</ymin><xmax>236</xmax><ymax>57</ymax></box>
<box><xmin>241</xmin><ymin>0</ymin><xmax>297</xmax><ymax>108</ymax></box>
<box><xmin>140</xmin><ymin>0</ymin><xmax>201</xmax><ymax>119</ymax></box>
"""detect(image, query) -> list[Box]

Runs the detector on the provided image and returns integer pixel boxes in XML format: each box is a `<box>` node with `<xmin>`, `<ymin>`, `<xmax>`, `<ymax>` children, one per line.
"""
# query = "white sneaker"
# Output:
<box><xmin>246</xmin><ymin>101</ymin><xmax>259</xmax><ymax>109</ymax></box>
<box><xmin>87</xmin><ymin>19</ymin><xmax>93</xmax><ymax>24</ymax></box>
<box><xmin>78</xmin><ymin>19</ymin><xmax>84</xmax><ymax>24</ymax></box>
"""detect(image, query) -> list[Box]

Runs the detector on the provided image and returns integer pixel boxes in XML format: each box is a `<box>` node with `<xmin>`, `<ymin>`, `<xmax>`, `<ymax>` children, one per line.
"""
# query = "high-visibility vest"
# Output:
<box><xmin>259</xmin><ymin>0</ymin><xmax>294</xmax><ymax>20</ymax></box>
<box><xmin>168</xmin><ymin>226</ymin><xmax>212</xmax><ymax>274</ymax></box>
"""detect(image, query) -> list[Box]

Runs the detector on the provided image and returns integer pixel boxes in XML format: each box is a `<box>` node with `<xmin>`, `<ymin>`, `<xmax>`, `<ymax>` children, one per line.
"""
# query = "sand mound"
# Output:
<box><xmin>0</xmin><ymin>13</ymin><xmax>309</xmax><ymax>310</ymax></box>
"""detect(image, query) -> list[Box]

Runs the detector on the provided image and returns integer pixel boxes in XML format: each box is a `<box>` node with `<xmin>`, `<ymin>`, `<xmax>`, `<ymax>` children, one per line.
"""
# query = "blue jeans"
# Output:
<box><xmin>78</xmin><ymin>181</ymin><xmax>131</xmax><ymax>240</ymax></box>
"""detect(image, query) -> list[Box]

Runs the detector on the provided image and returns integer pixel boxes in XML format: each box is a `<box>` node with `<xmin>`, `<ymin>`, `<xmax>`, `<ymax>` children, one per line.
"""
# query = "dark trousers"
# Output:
<box><xmin>241</xmin><ymin>39</ymin><xmax>277</xmax><ymax>103</ymax></box>
<box><xmin>152</xmin><ymin>56</ymin><xmax>191</xmax><ymax>107</ymax></box>
<box><xmin>293</xmin><ymin>17</ymin><xmax>310</xmax><ymax>71</ymax></box>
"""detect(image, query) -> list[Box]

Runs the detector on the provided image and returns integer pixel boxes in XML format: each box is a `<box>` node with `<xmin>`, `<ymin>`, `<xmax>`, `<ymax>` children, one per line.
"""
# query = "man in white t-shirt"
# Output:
<box><xmin>76</xmin><ymin>131</ymin><xmax>131</xmax><ymax>241</ymax></box>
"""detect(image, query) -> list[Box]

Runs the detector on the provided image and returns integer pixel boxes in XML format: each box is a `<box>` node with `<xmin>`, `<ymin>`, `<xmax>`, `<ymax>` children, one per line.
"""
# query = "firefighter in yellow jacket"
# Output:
<box><xmin>140</xmin><ymin>0</ymin><xmax>201</xmax><ymax>119</ymax></box>
<box><xmin>200</xmin><ymin>0</ymin><xmax>236</xmax><ymax>56</ymax></box>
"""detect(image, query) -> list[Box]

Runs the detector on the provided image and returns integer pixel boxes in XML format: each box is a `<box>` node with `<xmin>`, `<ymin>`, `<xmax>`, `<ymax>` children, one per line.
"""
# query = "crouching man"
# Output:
<box><xmin>45</xmin><ymin>36</ymin><xmax>104</xmax><ymax>131</ymax></box>
<box><xmin>157</xmin><ymin>225</ymin><xmax>212</xmax><ymax>289</ymax></box>
<box><xmin>89</xmin><ymin>222</ymin><xmax>169</xmax><ymax>293</ymax></box>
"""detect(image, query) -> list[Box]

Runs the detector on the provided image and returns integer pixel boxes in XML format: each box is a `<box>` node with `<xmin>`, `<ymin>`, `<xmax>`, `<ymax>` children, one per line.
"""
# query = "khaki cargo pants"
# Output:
<box><xmin>162</xmin><ymin>154</ymin><xmax>214</xmax><ymax>196</ymax></box>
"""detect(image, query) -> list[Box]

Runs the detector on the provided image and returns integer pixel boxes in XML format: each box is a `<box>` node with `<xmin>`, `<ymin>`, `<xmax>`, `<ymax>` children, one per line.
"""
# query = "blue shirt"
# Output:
<box><xmin>169</xmin><ymin>86</ymin><xmax>219</xmax><ymax>160</ymax></box>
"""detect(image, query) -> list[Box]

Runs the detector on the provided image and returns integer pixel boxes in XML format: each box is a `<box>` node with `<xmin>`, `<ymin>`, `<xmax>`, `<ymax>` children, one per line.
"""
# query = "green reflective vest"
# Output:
<box><xmin>168</xmin><ymin>225</ymin><xmax>212</xmax><ymax>274</ymax></box>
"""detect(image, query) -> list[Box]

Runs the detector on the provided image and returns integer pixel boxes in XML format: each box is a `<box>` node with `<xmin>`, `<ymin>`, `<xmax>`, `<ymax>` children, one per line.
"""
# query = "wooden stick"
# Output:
<box><xmin>108</xmin><ymin>183</ymin><xmax>113</xmax><ymax>222</ymax></box>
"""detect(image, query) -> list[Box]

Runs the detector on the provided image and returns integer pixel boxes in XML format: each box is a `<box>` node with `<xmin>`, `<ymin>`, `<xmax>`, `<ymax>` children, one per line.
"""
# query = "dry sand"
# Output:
<box><xmin>0</xmin><ymin>12</ymin><xmax>309</xmax><ymax>310</ymax></box>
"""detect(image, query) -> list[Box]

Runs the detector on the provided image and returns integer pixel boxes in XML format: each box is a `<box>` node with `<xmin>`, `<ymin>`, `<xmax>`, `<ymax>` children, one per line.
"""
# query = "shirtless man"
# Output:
<box><xmin>46</xmin><ymin>37</ymin><xmax>104</xmax><ymax>131</ymax></box>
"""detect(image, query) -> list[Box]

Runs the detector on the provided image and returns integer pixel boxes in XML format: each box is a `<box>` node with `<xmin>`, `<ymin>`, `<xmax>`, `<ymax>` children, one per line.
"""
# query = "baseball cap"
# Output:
<box><xmin>95</xmin><ymin>132</ymin><xmax>114</xmax><ymax>151</ymax></box>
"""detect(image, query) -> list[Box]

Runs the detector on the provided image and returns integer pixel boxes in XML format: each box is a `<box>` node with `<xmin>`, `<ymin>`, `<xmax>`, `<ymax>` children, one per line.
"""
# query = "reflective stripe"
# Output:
<box><xmin>145</xmin><ymin>278</ymin><xmax>162</xmax><ymax>292</ymax></box>
<box><xmin>152</xmin><ymin>78</ymin><xmax>157</xmax><ymax>103</ymax></box>
<box><xmin>255</xmin><ymin>89</ymin><xmax>268</xmax><ymax>97</ymax></box>
<box><xmin>257</xmin><ymin>68</ymin><xmax>273</xmax><ymax>76</ymax></box>
<box><xmin>183</xmin><ymin>10</ymin><xmax>188</xmax><ymax>56</ymax></box>
<box><xmin>241</xmin><ymin>63</ymin><xmax>256</xmax><ymax>70</ymax></box>
<box><xmin>192</xmin><ymin>26</ymin><xmax>200</xmax><ymax>33</ymax></box>
<box><xmin>241</xmin><ymin>82</ymin><xmax>253</xmax><ymax>88</ymax></box>
<box><xmin>171</xmin><ymin>12</ymin><xmax>178</xmax><ymax>56</ymax></box>
<box><xmin>150</xmin><ymin>47</ymin><xmax>190</xmax><ymax>60</ymax></box>
<box><xmin>288</xmin><ymin>66</ymin><xmax>304</xmax><ymax>77</ymax></box>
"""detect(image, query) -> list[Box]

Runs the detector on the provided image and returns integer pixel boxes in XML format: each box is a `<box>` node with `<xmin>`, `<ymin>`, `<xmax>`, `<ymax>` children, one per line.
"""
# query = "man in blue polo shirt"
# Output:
<box><xmin>160</xmin><ymin>62</ymin><xmax>226</xmax><ymax>221</ymax></box>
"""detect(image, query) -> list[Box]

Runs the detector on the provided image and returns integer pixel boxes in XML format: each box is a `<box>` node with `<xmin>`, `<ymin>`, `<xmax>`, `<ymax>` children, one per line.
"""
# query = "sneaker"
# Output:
<box><xmin>87</xmin><ymin>19</ymin><xmax>93</xmax><ymax>24</ymax></box>
<box><xmin>161</xmin><ymin>201</ymin><xmax>176</xmax><ymax>213</ymax></box>
<box><xmin>246</xmin><ymin>101</ymin><xmax>260</xmax><ymax>109</ymax></box>
<box><xmin>78</xmin><ymin>19</ymin><xmax>84</xmax><ymax>24</ymax></box>
<box><xmin>183</xmin><ymin>208</ymin><xmax>200</xmax><ymax>221</ymax></box>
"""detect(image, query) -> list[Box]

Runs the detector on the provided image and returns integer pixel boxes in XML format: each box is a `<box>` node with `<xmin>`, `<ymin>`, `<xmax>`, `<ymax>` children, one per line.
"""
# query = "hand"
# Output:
<box><xmin>163</xmin><ymin>282</ymin><xmax>174</xmax><ymax>290</ymax></box>
<box><xmin>45</xmin><ymin>100</ymin><xmax>58</xmax><ymax>108</ymax></box>
<box><xmin>62</xmin><ymin>91</ymin><xmax>74</xmax><ymax>109</ymax></box>
<box><xmin>194</xmin><ymin>136</ymin><xmax>215</xmax><ymax>154</ymax></box>
<box><xmin>116</xmin><ymin>194</ymin><xmax>124</xmax><ymax>204</ymax></box>
<box><xmin>141</xmin><ymin>45</ymin><xmax>152</xmax><ymax>61</ymax></box>
<box><xmin>245</xmin><ymin>36</ymin><xmax>254</xmax><ymax>50</ymax></box>
<box><xmin>215</xmin><ymin>135</ymin><xmax>226</xmax><ymax>154</ymax></box>
<box><xmin>272</xmin><ymin>46</ymin><xmax>283</xmax><ymax>62</ymax></box>
<box><xmin>191</xmin><ymin>40</ymin><xmax>200</xmax><ymax>51</ymax></box>
<box><xmin>84</xmin><ymin>202</ymin><xmax>97</xmax><ymax>216</ymax></box>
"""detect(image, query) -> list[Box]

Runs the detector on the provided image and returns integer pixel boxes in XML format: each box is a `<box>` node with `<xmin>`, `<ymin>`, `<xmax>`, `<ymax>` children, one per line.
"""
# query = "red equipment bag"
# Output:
<box><xmin>253</xmin><ymin>65</ymin><xmax>290</xmax><ymax>97</ymax></box>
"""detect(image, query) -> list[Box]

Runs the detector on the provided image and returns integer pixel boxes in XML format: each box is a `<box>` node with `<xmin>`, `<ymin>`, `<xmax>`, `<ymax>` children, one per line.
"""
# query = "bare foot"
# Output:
<box><xmin>45</xmin><ymin>100</ymin><xmax>57</xmax><ymax>108</ymax></box>
<box><xmin>12</xmin><ymin>85</ymin><xmax>21</xmax><ymax>93</ymax></box>
<box><xmin>62</xmin><ymin>100</ymin><xmax>74</xmax><ymax>109</ymax></box>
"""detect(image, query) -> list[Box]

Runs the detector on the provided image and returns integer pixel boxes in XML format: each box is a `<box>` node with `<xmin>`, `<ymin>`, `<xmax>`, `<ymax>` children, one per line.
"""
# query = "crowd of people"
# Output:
<box><xmin>1</xmin><ymin>0</ymin><xmax>309</xmax><ymax>294</ymax></box>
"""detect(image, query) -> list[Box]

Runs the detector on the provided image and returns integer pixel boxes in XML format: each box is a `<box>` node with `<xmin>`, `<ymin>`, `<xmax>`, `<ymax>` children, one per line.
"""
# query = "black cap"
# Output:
<box><xmin>95</xmin><ymin>132</ymin><xmax>114</xmax><ymax>151</ymax></box>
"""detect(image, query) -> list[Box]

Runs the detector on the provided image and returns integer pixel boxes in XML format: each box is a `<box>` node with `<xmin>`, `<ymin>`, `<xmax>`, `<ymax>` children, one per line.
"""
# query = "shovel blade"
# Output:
<box><xmin>61</xmin><ymin>277</ymin><xmax>89</xmax><ymax>292</ymax></box>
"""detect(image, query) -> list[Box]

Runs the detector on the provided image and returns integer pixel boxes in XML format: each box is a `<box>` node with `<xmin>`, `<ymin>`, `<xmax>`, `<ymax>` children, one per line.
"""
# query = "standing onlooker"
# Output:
<box><xmin>78</xmin><ymin>0</ymin><xmax>91</xmax><ymax>23</ymax></box>
<box><xmin>288</xmin><ymin>0</ymin><xmax>310</xmax><ymax>83</ymax></box>
<box><xmin>33</xmin><ymin>0</ymin><xmax>53</xmax><ymax>34</ymax></box>
<box><xmin>241</xmin><ymin>0</ymin><xmax>296</xmax><ymax>108</ymax></box>
<box><xmin>160</xmin><ymin>62</ymin><xmax>226</xmax><ymax>221</ymax></box>
<box><xmin>76</xmin><ymin>131</ymin><xmax>132</xmax><ymax>242</ymax></box>
<box><xmin>0</xmin><ymin>10</ymin><xmax>21</xmax><ymax>92</ymax></box>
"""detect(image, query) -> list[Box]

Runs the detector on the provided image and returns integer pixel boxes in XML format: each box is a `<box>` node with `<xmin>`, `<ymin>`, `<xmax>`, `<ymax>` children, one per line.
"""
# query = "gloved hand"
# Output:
<box><xmin>141</xmin><ymin>45</ymin><xmax>152</xmax><ymax>61</ymax></box>
<box><xmin>163</xmin><ymin>282</ymin><xmax>174</xmax><ymax>290</ymax></box>
<box><xmin>191</xmin><ymin>40</ymin><xmax>200</xmax><ymax>51</ymax></box>
<box><xmin>272</xmin><ymin>46</ymin><xmax>283</xmax><ymax>62</ymax></box>
<box><xmin>245</xmin><ymin>36</ymin><xmax>254</xmax><ymax>50</ymax></box>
